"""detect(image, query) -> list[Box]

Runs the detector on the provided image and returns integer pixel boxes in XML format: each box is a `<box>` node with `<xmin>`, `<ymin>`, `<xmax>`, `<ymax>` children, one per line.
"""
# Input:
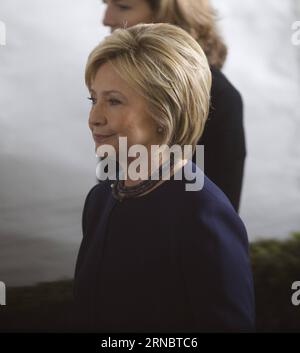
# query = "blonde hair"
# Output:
<box><xmin>85</xmin><ymin>23</ymin><xmax>212</xmax><ymax>151</ymax></box>
<box><xmin>147</xmin><ymin>0</ymin><xmax>227</xmax><ymax>69</ymax></box>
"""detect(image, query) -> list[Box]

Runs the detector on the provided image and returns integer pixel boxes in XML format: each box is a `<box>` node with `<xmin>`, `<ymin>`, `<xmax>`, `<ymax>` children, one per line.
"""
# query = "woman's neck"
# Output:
<box><xmin>122</xmin><ymin>157</ymin><xmax>188</xmax><ymax>188</ymax></box>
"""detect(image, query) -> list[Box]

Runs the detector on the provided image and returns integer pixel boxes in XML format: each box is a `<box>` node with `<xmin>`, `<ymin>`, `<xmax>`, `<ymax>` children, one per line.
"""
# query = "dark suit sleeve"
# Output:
<box><xmin>197</xmin><ymin>74</ymin><xmax>246</xmax><ymax>212</ymax></box>
<box><xmin>180</xmin><ymin>197</ymin><xmax>255</xmax><ymax>332</ymax></box>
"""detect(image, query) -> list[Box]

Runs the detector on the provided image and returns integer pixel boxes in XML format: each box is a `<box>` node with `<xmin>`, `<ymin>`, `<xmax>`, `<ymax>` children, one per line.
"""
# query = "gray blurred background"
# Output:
<box><xmin>0</xmin><ymin>0</ymin><xmax>299</xmax><ymax>286</ymax></box>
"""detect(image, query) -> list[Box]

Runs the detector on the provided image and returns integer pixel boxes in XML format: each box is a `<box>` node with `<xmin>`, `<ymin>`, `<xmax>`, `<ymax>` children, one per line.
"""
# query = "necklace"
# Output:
<box><xmin>111</xmin><ymin>158</ymin><xmax>175</xmax><ymax>202</ymax></box>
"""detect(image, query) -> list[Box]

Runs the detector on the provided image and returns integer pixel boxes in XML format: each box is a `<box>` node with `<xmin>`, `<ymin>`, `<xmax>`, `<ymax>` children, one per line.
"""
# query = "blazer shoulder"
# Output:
<box><xmin>182</xmin><ymin>162</ymin><xmax>249</xmax><ymax>246</ymax></box>
<box><xmin>81</xmin><ymin>181</ymin><xmax>111</xmax><ymax>236</ymax></box>
<box><xmin>182</xmin><ymin>161</ymin><xmax>235</xmax><ymax>211</ymax></box>
<box><xmin>84</xmin><ymin>180</ymin><xmax>111</xmax><ymax>205</ymax></box>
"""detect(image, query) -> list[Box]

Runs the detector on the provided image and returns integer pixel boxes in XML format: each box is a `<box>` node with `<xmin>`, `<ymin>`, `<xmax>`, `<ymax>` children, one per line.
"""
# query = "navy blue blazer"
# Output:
<box><xmin>74</xmin><ymin>161</ymin><xmax>255</xmax><ymax>332</ymax></box>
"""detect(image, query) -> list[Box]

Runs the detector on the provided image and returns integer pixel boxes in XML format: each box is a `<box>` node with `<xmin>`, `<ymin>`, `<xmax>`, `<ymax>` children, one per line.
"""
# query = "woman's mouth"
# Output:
<box><xmin>93</xmin><ymin>133</ymin><xmax>116</xmax><ymax>144</ymax></box>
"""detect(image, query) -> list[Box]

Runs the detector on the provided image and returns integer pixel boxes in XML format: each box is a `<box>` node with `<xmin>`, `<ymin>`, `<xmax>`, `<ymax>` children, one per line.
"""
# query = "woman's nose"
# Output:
<box><xmin>103</xmin><ymin>6</ymin><xmax>118</xmax><ymax>29</ymax></box>
<box><xmin>89</xmin><ymin>107</ymin><xmax>107</xmax><ymax>129</ymax></box>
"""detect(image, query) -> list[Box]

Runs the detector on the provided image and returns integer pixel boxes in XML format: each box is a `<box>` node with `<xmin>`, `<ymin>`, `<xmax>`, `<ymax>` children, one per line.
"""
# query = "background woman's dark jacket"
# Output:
<box><xmin>194</xmin><ymin>67</ymin><xmax>246</xmax><ymax>212</ymax></box>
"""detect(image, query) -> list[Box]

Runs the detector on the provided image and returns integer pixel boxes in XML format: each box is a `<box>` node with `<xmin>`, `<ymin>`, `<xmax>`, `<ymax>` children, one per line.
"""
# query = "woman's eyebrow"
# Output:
<box><xmin>102</xmin><ymin>0</ymin><xmax>125</xmax><ymax>4</ymax></box>
<box><xmin>89</xmin><ymin>88</ymin><xmax>128</xmax><ymax>101</ymax></box>
<box><xmin>102</xmin><ymin>90</ymin><xmax>128</xmax><ymax>101</ymax></box>
<box><xmin>90</xmin><ymin>88</ymin><xmax>122</xmax><ymax>95</ymax></box>
<box><xmin>102</xmin><ymin>90</ymin><xmax>123</xmax><ymax>96</ymax></box>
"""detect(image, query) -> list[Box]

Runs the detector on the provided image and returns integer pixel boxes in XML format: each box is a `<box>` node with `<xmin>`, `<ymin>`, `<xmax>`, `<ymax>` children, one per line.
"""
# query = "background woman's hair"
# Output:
<box><xmin>85</xmin><ymin>23</ymin><xmax>212</xmax><ymax>152</ymax></box>
<box><xmin>146</xmin><ymin>0</ymin><xmax>227</xmax><ymax>69</ymax></box>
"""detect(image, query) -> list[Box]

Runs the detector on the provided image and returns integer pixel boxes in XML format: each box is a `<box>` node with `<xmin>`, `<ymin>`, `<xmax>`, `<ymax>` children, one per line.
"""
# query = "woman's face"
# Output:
<box><xmin>103</xmin><ymin>0</ymin><xmax>154</xmax><ymax>32</ymax></box>
<box><xmin>89</xmin><ymin>62</ymin><xmax>161</xmax><ymax>157</ymax></box>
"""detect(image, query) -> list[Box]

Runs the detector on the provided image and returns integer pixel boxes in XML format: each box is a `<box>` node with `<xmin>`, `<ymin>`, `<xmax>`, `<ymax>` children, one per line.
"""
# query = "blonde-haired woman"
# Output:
<box><xmin>74</xmin><ymin>23</ymin><xmax>254</xmax><ymax>332</ymax></box>
<box><xmin>102</xmin><ymin>0</ymin><xmax>246</xmax><ymax>212</ymax></box>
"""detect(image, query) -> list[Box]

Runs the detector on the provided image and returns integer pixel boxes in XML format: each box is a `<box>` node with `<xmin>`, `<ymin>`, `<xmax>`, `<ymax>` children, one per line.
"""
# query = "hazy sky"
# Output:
<box><xmin>0</xmin><ymin>0</ymin><xmax>300</xmax><ymax>286</ymax></box>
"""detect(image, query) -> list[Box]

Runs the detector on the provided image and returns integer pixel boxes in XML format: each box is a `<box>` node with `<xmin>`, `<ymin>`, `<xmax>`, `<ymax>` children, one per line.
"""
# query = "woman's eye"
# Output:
<box><xmin>87</xmin><ymin>97</ymin><xmax>96</xmax><ymax>105</ymax></box>
<box><xmin>108</xmin><ymin>98</ymin><xmax>121</xmax><ymax>106</ymax></box>
<box><xmin>117</xmin><ymin>5</ymin><xmax>131</xmax><ymax>11</ymax></box>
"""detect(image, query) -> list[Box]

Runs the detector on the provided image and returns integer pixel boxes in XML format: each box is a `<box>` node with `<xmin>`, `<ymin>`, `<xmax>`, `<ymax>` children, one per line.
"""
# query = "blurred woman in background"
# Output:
<box><xmin>102</xmin><ymin>0</ymin><xmax>246</xmax><ymax>212</ymax></box>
